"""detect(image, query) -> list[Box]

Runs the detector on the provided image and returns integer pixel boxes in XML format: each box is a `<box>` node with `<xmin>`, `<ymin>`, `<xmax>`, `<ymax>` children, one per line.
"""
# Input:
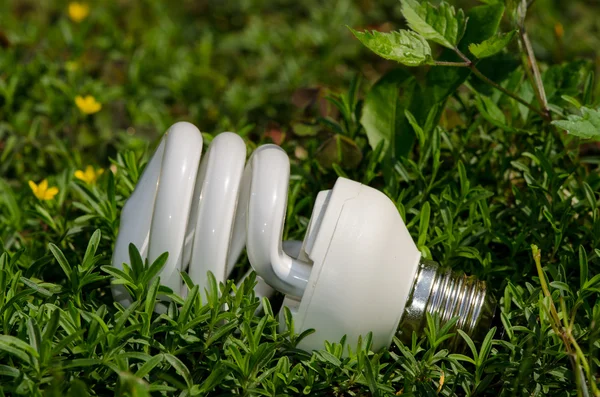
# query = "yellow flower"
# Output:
<box><xmin>74</xmin><ymin>165</ymin><xmax>104</xmax><ymax>185</ymax></box>
<box><xmin>68</xmin><ymin>2</ymin><xmax>90</xmax><ymax>23</ymax></box>
<box><xmin>75</xmin><ymin>95</ymin><xmax>101</xmax><ymax>115</ymax></box>
<box><xmin>29</xmin><ymin>180</ymin><xmax>59</xmax><ymax>201</ymax></box>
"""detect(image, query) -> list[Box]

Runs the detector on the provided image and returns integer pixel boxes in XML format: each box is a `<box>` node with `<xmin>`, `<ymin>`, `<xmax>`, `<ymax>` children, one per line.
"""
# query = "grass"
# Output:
<box><xmin>1</xmin><ymin>0</ymin><xmax>600</xmax><ymax>395</ymax></box>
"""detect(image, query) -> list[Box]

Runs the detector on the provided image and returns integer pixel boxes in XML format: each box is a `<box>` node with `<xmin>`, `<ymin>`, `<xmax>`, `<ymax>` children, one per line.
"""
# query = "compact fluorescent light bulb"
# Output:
<box><xmin>112</xmin><ymin>122</ymin><xmax>496</xmax><ymax>351</ymax></box>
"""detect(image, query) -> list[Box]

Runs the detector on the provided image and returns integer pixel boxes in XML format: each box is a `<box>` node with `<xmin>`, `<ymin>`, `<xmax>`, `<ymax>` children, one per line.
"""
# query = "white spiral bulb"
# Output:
<box><xmin>112</xmin><ymin>122</ymin><xmax>496</xmax><ymax>354</ymax></box>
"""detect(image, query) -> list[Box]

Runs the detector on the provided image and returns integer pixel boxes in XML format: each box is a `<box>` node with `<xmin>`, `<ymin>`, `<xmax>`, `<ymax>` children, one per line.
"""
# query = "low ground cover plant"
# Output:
<box><xmin>1</xmin><ymin>0</ymin><xmax>600</xmax><ymax>395</ymax></box>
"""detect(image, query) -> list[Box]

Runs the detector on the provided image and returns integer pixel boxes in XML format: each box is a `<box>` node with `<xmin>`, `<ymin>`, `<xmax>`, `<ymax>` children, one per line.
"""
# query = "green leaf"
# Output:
<box><xmin>26</xmin><ymin>318</ymin><xmax>42</xmax><ymax>355</ymax></box>
<box><xmin>0</xmin><ymin>335</ymin><xmax>39</xmax><ymax>362</ymax></box>
<box><xmin>360</xmin><ymin>351</ymin><xmax>379</xmax><ymax>397</ymax></box>
<box><xmin>314</xmin><ymin>350</ymin><xmax>341</xmax><ymax>367</ymax></box>
<box><xmin>0</xmin><ymin>365</ymin><xmax>20</xmax><ymax>378</ymax></box>
<box><xmin>20</xmin><ymin>276</ymin><xmax>53</xmax><ymax>297</ymax></box>
<box><xmin>164</xmin><ymin>353</ymin><xmax>193</xmax><ymax>389</ymax></box>
<box><xmin>135</xmin><ymin>354</ymin><xmax>163</xmax><ymax>378</ymax></box>
<box><xmin>361</xmin><ymin>69</ymin><xmax>416</xmax><ymax>155</ymax></box>
<box><xmin>349</xmin><ymin>28</ymin><xmax>433</xmax><ymax>67</ymax></box>
<box><xmin>404</xmin><ymin>109</ymin><xmax>425</xmax><ymax>146</ymax></box>
<box><xmin>177</xmin><ymin>284</ymin><xmax>199</xmax><ymax>325</ymax></box>
<box><xmin>43</xmin><ymin>309</ymin><xmax>61</xmax><ymax>344</ymax></box>
<box><xmin>477</xmin><ymin>327</ymin><xmax>496</xmax><ymax>365</ymax></box>
<box><xmin>205</xmin><ymin>321</ymin><xmax>238</xmax><ymax>348</ymax></box>
<box><xmin>101</xmin><ymin>265</ymin><xmax>135</xmax><ymax>285</ymax></box>
<box><xmin>35</xmin><ymin>205</ymin><xmax>58</xmax><ymax>231</ymax></box>
<box><xmin>82</xmin><ymin>229</ymin><xmax>101</xmax><ymax>269</ymax></box>
<box><xmin>400</xmin><ymin>0</ymin><xmax>467</xmax><ymax>49</ymax></box>
<box><xmin>551</xmin><ymin>107</ymin><xmax>600</xmax><ymax>138</ymax></box>
<box><xmin>449</xmin><ymin>353</ymin><xmax>476</xmax><ymax>365</ymax></box>
<box><xmin>457</xmin><ymin>160</ymin><xmax>470</xmax><ymax>196</ymax></box>
<box><xmin>61</xmin><ymin>358</ymin><xmax>102</xmax><ymax>369</ymax></box>
<box><xmin>460</xmin><ymin>3</ymin><xmax>505</xmax><ymax>50</ymax></box>
<box><xmin>193</xmin><ymin>363</ymin><xmax>231</xmax><ymax>394</ymax></box>
<box><xmin>291</xmin><ymin>122</ymin><xmax>319</xmax><ymax>137</ymax></box>
<box><xmin>417</xmin><ymin>202</ymin><xmax>430</xmax><ymax>249</ymax></box>
<box><xmin>67</xmin><ymin>379</ymin><xmax>90</xmax><ymax>397</ymax></box>
<box><xmin>141</xmin><ymin>252</ymin><xmax>169</xmax><ymax>286</ymax></box>
<box><xmin>561</xmin><ymin>94</ymin><xmax>582</xmax><ymax>109</ymax></box>
<box><xmin>579</xmin><ymin>245</ymin><xmax>589</xmax><ymax>290</ymax></box>
<box><xmin>457</xmin><ymin>329</ymin><xmax>478</xmax><ymax>362</ymax></box>
<box><xmin>49</xmin><ymin>243</ymin><xmax>72</xmax><ymax>281</ymax></box>
<box><xmin>469</xmin><ymin>30</ymin><xmax>516</xmax><ymax>58</ymax></box>
<box><xmin>583</xmin><ymin>71</ymin><xmax>595</xmax><ymax>105</ymax></box>
<box><xmin>145</xmin><ymin>276</ymin><xmax>160</xmax><ymax>318</ymax></box>
<box><xmin>107</xmin><ymin>170</ymin><xmax>116</xmax><ymax>217</ymax></box>
<box><xmin>128</xmin><ymin>243</ymin><xmax>144</xmax><ymax>281</ymax></box>
<box><xmin>475</xmin><ymin>94</ymin><xmax>515</xmax><ymax>132</ymax></box>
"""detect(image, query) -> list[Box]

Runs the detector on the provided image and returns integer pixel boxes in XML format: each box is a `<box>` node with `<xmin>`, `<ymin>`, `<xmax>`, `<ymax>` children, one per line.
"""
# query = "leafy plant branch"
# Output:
<box><xmin>431</xmin><ymin>47</ymin><xmax>548</xmax><ymax>120</ymax></box>
<box><xmin>350</xmin><ymin>0</ymin><xmax>553</xmax><ymax>123</ymax></box>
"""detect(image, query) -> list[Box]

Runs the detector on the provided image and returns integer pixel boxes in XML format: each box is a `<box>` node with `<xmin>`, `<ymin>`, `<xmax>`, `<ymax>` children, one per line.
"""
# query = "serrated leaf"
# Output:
<box><xmin>552</xmin><ymin>107</ymin><xmax>600</xmax><ymax>138</ymax></box>
<box><xmin>469</xmin><ymin>30</ymin><xmax>516</xmax><ymax>58</ymax></box>
<box><xmin>401</xmin><ymin>0</ymin><xmax>467</xmax><ymax>49</ymax></box>
<box><xmin>349</xmin><ymin>28</ymin><xmax>433</xmax><ymax>67</ymax></box>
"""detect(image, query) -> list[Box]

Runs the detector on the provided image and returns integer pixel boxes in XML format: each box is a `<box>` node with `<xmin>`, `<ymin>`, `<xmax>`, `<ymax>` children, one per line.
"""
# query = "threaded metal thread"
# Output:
<box><xmin>397</xmin><ymin>259</ymin><xmax>496</xmax><ymax>346</ymax></box>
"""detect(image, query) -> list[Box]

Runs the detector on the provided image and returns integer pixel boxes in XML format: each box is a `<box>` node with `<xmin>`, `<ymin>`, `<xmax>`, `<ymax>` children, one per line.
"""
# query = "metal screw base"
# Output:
<box><xmin>397</xmin><ymin>259</ymin><xmax>496</xmax><ymax>346</ymax></box>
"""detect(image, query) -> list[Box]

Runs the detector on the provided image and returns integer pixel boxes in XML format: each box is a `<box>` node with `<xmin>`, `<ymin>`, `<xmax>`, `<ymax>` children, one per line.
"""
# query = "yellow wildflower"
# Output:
<box><xmin>29</xmin><ymin>179</ymin><xmax>59</xmax><ymax>201</ymax></box>
<box><xmin>75</xmin><ymin>95</ymin><xmax>101</xmax><ymax>115</ymax></box>
<box><xmin>74</xmin><ymin>165</ymin><xmax>104</xmax><ymax>185</ymax></box>
<box><xmin>68</xmin><ymin>2</ymin><xmax>90</xmax><ymax>23</ymax></box>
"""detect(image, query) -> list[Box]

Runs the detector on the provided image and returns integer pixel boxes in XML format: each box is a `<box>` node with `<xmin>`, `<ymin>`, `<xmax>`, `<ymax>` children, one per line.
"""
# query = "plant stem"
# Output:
<box><xmin>433</xmin><ymin>60</ymin><xmax>470</xmax><ymax>67</ymax></box>
<box><xmin>470</xmin><ymin>66</ymin><xmax>546</xmax><ymax>117</ymax></box>
<box><xmin>448</xmin><ymin>47</ymin><xmax>547</xmax><ymax>118</ymax></box>
<box><xmin>533</xmin><ymin>245</ymin><xmax>600</xmax><ymax>397</ymax></box>
<box><xmin>518</xmin><ymin>0</ymin><xmax>551</xmax><ymax>121</ymax></box>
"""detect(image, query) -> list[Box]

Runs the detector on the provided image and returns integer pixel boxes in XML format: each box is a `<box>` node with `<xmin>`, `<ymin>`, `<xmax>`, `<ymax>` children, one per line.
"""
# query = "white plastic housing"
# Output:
<box><xmin>279</xmin><ymin>178</ymin><xmax>422</xmax><ymax>352</ymax></box>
